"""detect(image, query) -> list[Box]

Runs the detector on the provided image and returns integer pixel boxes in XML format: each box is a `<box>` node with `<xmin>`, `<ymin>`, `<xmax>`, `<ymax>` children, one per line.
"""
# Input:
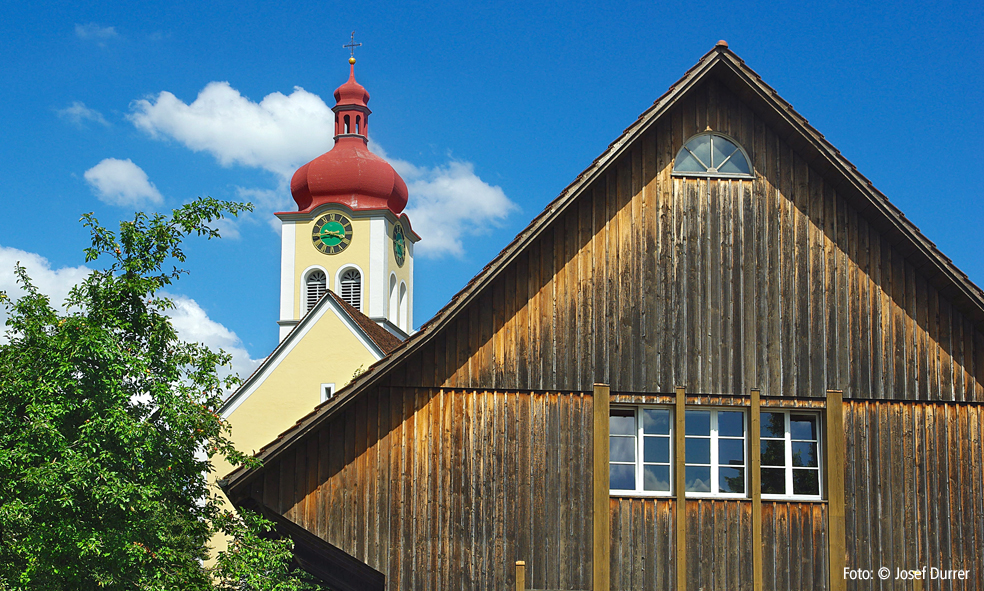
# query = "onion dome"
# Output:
<box><xmin>290</xmin><ymin>61</ymin><xmax>409</xmax><ymax>215</ymax></box>
<box><xmin>334</xmin><ymin>63</ymin><xmax>370</xmax><ymax>107</ymax></box>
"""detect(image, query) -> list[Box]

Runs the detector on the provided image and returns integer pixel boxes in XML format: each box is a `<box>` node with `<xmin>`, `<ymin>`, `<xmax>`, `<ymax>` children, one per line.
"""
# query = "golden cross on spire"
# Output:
<box><xmin>343</xmin><ymin>31</ymin><xmax>362</xmax><ymax>63</ymax></box>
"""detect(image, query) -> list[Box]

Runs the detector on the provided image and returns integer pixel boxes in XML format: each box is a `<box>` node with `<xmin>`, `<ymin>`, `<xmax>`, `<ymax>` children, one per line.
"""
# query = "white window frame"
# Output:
<box><xmin>760</xmin><ymin>410</ymin><xmax>823</xmax><ymax>501</ymax></box>
<box><xmin>321</xmin><ymin>383</ymin><xmax>335</xmax><ymax>403</ymax></box>
<box><xmin>609</xmin><ymin>406</ymin><xmax>674</xmax><ymax>497</ymax></box>
<box><xmin>683</xmin><ymin>407</ymin><xmax>747</xmax><ymax>499</ymax></box>
<box><xmin>671</xmin><ymin>131</ymin><xmax>755</xmax><ymax>179</ymax></box>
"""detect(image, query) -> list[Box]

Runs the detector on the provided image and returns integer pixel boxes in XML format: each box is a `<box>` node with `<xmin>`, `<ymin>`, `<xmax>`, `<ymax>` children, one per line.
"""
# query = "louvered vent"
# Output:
<box><xmin>340</xmin><ymin>269</ymin><xmax>362</xmax><ymax>311</ymax></box>
<box><xmin>306</xmin><ymin>271</ymin><xmax>327</xmax><ymax>312</ymax></box>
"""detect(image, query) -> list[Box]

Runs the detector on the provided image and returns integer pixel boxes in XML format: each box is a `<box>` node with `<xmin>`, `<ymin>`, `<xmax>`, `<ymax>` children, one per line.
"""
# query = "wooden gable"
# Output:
<box><xmin>222</xmin><ymin>44</ymin><xmax>984</xmax><ymax>591</ymax></box>
<box><xmin>379</xmin><ymin>63</ymin><xmax>984</xmax><ymax>402</ymax></box>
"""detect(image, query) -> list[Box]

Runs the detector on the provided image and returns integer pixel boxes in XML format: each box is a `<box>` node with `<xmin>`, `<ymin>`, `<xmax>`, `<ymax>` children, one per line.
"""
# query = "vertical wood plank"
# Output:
<box><xmin>827</xmin><ymin>390</ymin><xmax>846</xmax><ymax>591</ymax></box>
<box><xmin>592</xmin><ymin>384</ymin><xmax>610</xmax><ymax>591</ymax></box>
<box><xmin>751</xmin><ymin>389</ymin><xmax>763</xmax><ymax>591</ymax></box>
<box><xmin>675</xmin><ymin>386</ymin><xmax>687</xmax><ymax>591</ymax></box>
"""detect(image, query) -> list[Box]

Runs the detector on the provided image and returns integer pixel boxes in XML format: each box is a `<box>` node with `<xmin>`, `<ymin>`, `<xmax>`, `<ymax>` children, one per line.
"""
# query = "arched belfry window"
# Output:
<box><xmin>389</xmin><ymin>274</ymin><xmax>398</xmax><ymax>321</ymax></box>
<box><xmin>340</xmin><ymin>268</ymin><xmax>362</xmax><ymax>311</ymax></box>
<box><xmin>305</xmin><ymin>270</ymin><xmax>327</xmax><ymax>312</ymax></box>
<box><xmin>673</xmin><ymin>132</ymin><xmax>753</xmax><ymax>178</ymax></box>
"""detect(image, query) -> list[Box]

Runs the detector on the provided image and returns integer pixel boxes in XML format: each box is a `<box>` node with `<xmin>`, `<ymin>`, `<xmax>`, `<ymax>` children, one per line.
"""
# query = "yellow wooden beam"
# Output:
<box><xmin>750</xmin><ymin>389</ymin><xmax>762</xmax><ymax>591</ymax></box>
<box><xmin>826</xmin><ymin>390</ymin><xmax>846</xmax><ymax>591</ymax></box>
<box><xmin>592</xmin><ymin>383</ymin><xmax>610</xmax><ymax>591</ymax></box>
<box><xmin>675</xmin><ymin>386</ymin><xmax>687</xmax><ymax>591</ymax></box>
<box><xmin>515</xmin><ymin>561</ymin><xmax>526</xmax><ymax>591</ymax></box>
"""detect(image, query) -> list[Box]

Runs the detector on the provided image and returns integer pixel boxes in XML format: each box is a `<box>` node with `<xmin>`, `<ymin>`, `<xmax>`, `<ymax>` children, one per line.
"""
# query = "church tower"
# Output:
<box><xmin>275</xmin><ymin>57</ymin><xmax>419</xmax><ymax>342</ymax></box>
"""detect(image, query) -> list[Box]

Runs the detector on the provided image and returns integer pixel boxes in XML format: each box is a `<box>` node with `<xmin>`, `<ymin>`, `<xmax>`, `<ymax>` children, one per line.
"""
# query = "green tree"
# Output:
<box><xmin>0</xmin><ymin>199</ymin><xmax>322</xmax><ymax>590</ymax></box>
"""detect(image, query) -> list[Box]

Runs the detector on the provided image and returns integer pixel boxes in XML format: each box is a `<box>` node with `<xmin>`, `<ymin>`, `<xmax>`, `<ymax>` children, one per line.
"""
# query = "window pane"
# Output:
<box><xmin>718</xmin><ymin>411</ymin><xmax>744</xmax><ymax>437</ymax></box>
<box><xmin>644</xmin><ymin>436</ymin><xmax>670</xmax><ymax>463</ymax></box>
<box><xmin>685</xmin><ymin>466</ymin><xmax>711</xmax><ymax>492</ymax></box>
<box><xmin>610</xmin><ymin>409</ymin><xmax>635</xmax><ymax>435</ymax></box>
<box><xmin>610</xmin><ymin>436</ymin><xmax>635</xmax><ymax>462</ymax></box>
<box><xmin>792</xmin><ymin>441</ymin><xmax>819</xmax><ymax>467</ymax></box>
<box><xmin>685</xmin><ymin>437</ymin><xmax>710</xmax><ymax>464</ymax></box>
<box><xmin>711</xmin><ymin>137</ymin><xmax>738</xmax><ymax>169</ymax></box>
<box><xmin>610</xmin><ymin>464</ymin><xmax>635</xmax><ymax>490</ymax></box>
<box><xmin>761</xmin><ymin>412</ymin><xmax>785</xmax><ymax>438</ymax></box>
<box><xmin>685</xmin><ymin>410</ymin><xmax>710</xmax><ymax>436</ymax></box>
<box><xmin>793</xmin><ymin>469</ymin><xmax>820</xmax><ymax>495</ymax></box>
<box><xmin>718</xmin><ymin>150</ymin><xmax>750</xmax><ymax>174</ymax></box>
<box><xmin>761</xmin><ymin>468</ymin><xmax>785</xmax><ymax>494</ymax></box>
<box><xmin>718</xmin><ymin>438</ymin><xmax>744</xmax><ymax>466</ymax></box>
<box><xmin>643</xmin><ymin>408</ymin><xmax>670</xmax><ymax>435</ymax></box>
<box><xmin>643</xmin><ymin>465</ymin><xmax>671</xmax><ymax>492</ymax></box>
<box><xmin>686</xmin><ymin>136</ymin><xmax>711</xmax><ymax>168</ymax></box>
<box><xmin>719</xmin><ymin>467</ymin><xmax>745</xmax><ymax>494</ymax></box>
<box><xmin>674</xmin><ymin>149</ymin><xmax>704</xmax><ymax>172</ymax></box>
<box><xmin>790</xmin><ymin>415</ymin><xmax>817</xmax><ymax>440</ymax></box>
<box><xmin>761</xmin><ymin>440</ymin><xmax>786</xmax><ymax>466</ymax></box>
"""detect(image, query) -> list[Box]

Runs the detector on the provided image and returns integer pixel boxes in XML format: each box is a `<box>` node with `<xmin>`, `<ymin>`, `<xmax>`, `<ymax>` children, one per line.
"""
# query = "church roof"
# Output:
<box><xmin>223</xmin><ymin>42</ymin><xmax>984</xmax><ymax>490</ymax></box>
<box><xmin>326</xmin><ymin>290</ymin><xmax>402</xmax><ymax>354</ymax></box>
<box><xmin>288</xmin><ymin>62</ymin><xmax>409</xmax><ymax>215</ymax></box>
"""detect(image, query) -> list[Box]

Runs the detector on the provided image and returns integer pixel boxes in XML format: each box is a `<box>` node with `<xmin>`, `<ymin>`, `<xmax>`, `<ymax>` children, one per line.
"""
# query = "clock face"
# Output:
<box><xmin>392</xmin><ymin>222</ymin><xmax>406</xmax><ymax>267</ymax></box>
<box><xmin>311</xmin><ymin>213</ymin><xmax>353</xmax><ymax>255</ymax></box>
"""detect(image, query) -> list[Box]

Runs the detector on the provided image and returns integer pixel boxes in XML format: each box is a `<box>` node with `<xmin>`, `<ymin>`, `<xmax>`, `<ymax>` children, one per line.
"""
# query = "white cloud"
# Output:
<box><xmin>128</xmin><ymin>82</ymin><xmax>334</xmax><ymax>180</ymax></box>
<box><xmin>84</xmin><ymin>158</ymin><xmax>163</xmax><ymax>207</ymax></box>
<box><xmin>0</xmin><ymin>248</ymin><xmax>261</xmax><ymax>383</ymax></box>
<box><xmin>402</xmin><ymin>161</ymin><xmax>517</xmax><ymax>258</ymax></box>
<box><xmin>128</xmin><ymin>82</ymin><xmax>518</xmax><ymax>257</ymax></box>
<box><xmin>0</xmin><ymin>246</ymin><xmax>92</xmax><ymax>342</ymax></box>
<box><xmin>57</xmin><ymin>101</ymin><xmax>110</xmax><ymax>128</ymax></box>
<box><xmin>75</xmin><ymin>23</ymin><xmax>117</xmax><ymax>42</ymax></box>
<box><xmin>164</xmin><ymin>294</ymin><xmax>263</xmax><ymax>383</ymax></box>
<box><xmin>371</xmin><ymin>145</ymin><xmax>517</xmax><ymax>258</ymax></box>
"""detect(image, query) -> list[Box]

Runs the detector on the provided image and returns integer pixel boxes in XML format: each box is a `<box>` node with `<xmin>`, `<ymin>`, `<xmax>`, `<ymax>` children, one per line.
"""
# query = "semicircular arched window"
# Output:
<box><xmin>673</xmin><ymin>132</ymin><xmax>753</xmax><ymax>178</ymax></box>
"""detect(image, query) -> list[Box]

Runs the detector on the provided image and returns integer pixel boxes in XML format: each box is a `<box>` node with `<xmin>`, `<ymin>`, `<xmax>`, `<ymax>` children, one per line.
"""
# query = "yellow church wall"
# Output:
<box><xmin>292</xmin><ymin>211</ymin><xmax>375</xmax><ymax>319</ymax></box>
<box><xmin>216</xmin><ymin>304</ymin><xmax>378</xmax><ymax>477</ymax></box>
<box><xmin>286</xmin><ymin>206</ymin><xmax>416</xmax><ymax>328</ymax></box>
<box><xmin>208</xmin><ymin>300</ymin><xmax>381</xmax><ymax>561</ymax></box>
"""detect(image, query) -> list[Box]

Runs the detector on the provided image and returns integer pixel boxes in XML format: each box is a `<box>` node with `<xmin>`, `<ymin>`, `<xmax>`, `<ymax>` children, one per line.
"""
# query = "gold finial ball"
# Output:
<box><xmin>349</xmin><ymin>57</ymin><xmax>356</xmax><ymax>65</ymax></box>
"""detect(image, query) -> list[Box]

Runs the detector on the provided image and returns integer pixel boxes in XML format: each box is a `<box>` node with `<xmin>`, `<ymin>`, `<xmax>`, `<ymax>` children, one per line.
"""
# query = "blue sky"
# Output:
<box><xmin>1</xmin><ymin>0</ymin><xmax>982</xmax><ymax>379</ymax></box>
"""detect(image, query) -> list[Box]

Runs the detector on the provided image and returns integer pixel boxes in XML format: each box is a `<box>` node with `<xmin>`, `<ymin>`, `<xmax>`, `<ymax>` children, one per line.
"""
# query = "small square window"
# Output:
<box><xmin>321</xmin><ymin>383</ymin><xmax>335</xmax><ymax>403</ymax></box>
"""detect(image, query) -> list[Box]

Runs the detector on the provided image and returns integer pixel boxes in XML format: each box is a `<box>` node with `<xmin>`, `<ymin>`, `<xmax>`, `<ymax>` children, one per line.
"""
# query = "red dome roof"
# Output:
<box><xmin>290</xmin><ymin>138</ymin><xmax>408</xmax><ymax>214</ymax></box>
<box><xmin>334</xmin><ymin>65</ymin><xmax>370</xmax><ymax>107</ymax></box>
<box><xmin>289</xmin><ymin>63</ymin><xmax>408</xmax><ymax>215</ymax></box>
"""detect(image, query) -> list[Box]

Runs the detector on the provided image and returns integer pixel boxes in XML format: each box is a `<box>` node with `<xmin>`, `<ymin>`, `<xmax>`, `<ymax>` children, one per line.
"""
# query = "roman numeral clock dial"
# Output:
<box><xmin>311</xmin><ymin>213</ymin><xmax>353</xmax><ymax>255</ymax></box>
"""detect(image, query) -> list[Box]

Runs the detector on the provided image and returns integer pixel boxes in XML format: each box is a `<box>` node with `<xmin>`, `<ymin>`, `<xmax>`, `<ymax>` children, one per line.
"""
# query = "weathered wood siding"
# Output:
<box><xmin>245</xmin><ymin>387</ymin><xmax>593</xmax><ymax>591</ymax></box>
<box><xmin>240</xmin><ymin>392</ymin><xmax>984</xmax><ymax>591</ymax></box>
<box><xmin>844</xmin><ymin>400</ymin><xmax>984</xmax><ymax>591</ymax></box>
<box><xmin>399</xmin><ymin>78</ymin><xmax>984</xmax><ymax>401</ymax></box>
<box><xmin>233</xmin><ymin>73</ymin><xmax>984</xmax><ymax>591</ymax></box>
<box><xmin>609</xmin><ymin>498</ymin><xmax>675</xmax><ymax>591</ymax></box>
<box><xmin>762</xmin><ymin>502</ymin><xmax>828</xmax><ymax>591</ymax></box>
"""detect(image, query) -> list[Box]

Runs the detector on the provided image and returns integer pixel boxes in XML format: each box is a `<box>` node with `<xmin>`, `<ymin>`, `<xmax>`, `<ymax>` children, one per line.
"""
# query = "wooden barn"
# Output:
<box><xmin>221</xmin><ymin>42</ymin><xmax>984</xmax><ymax>591</ymax></box>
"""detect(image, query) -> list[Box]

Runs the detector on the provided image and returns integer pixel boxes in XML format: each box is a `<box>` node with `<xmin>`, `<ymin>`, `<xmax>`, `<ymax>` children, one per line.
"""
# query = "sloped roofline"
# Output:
<box><xmin>218</xmin><ymin>288</ymin><xmax>399</xmax><ymax>419</ymax></box>
<box><xmin>223</xmin><ymin>42</ymin><xmax>984</xmax><ymax>492</ymax></box>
